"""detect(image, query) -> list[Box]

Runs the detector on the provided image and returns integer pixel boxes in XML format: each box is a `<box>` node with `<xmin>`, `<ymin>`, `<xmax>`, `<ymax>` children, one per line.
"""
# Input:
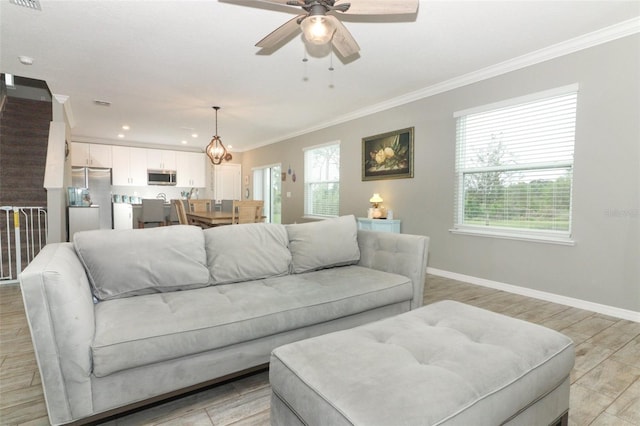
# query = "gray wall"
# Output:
<box><xmin>242</xmin><ymin>35</ymin><xmax>639</xmax><ymax>312</ymax></box>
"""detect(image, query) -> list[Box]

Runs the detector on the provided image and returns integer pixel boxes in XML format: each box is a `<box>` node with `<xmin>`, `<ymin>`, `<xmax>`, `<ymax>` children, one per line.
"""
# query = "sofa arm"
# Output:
<box><xmin>20</xmin><ymin>243</ymin><xmax>95</xmax><ymax>425</ymax></box>
<box><xmin>357</xmin><ymin>230</ymin><xmax>429</xmax><ymax>309</ymax></box>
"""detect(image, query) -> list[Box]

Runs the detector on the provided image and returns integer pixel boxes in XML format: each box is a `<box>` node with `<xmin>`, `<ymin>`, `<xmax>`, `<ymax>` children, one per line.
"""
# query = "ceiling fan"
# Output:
<box><xmin>255</xmin><ymin>0</ymin><xmax>419</xmax><ymax>58</ymax></box>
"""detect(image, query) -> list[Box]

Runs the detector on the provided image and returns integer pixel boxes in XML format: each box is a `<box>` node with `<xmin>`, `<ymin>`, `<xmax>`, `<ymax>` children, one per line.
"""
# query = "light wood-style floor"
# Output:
<box><xmin>1</xmin><ymin>275</ymin><xmax>639</xmax><ymax>425</ymax></box>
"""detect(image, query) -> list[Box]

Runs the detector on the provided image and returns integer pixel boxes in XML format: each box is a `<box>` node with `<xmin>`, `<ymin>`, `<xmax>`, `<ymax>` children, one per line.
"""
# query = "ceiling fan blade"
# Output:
<box><xmin>338</xmin><ymin>0</ymin><xmax>418</xmax><ymax>15</ymax></box>
<box><xmin>327</xmin><ymin>15</ymin><xmax>360</xmax><ymax>58</ymax></box>
<box><xmin>254</xmin><ymin>0</ymin><xmax>294</xmax><ymax>4</ymax></box>
<box><xmin>255</xmin><ymin>15</ymin><xmax>304</xmax><ymax>48</ymax></box>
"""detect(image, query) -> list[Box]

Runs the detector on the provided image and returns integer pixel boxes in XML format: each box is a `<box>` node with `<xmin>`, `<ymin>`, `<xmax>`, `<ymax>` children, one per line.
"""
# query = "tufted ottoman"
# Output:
<box><xmin>269</xmin><ymin>300</ymin><xmax>574</xmax><ymax>426</ymax></box>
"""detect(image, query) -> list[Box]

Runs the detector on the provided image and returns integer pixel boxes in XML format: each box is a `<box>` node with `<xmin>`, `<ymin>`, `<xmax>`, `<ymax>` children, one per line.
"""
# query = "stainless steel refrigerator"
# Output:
<box><xmin>71</xmin><ymin>167</ymin><xmax>112</xmax><ymax>230</ymax></box>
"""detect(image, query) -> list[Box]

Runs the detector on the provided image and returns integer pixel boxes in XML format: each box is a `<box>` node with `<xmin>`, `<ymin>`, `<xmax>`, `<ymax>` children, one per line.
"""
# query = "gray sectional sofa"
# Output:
<box><xmin>20</xmin><ymin>215</ymin><xmax>429</xmax><ymax>425</ymax></box>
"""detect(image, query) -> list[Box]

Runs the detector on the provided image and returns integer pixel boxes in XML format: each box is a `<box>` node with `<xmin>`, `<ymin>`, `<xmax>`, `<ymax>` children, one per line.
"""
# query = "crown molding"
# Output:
<box><xmin>52</xmin><ymin>94</ymin><xmax>68</xmax><ymax>103</ymax></box>
<box><xmin>52</xmin><ymin>93</ymin><xmax>76</xmax><ymax>128</ymax></box>
<box><xmin>71</xmin><ymin>135</ymin><xmax>205</xmax><ymax>153</ymax></box>
<box><xmin>244</xmin><ymin>17</ymin><xmax>640</xmax><ymax>151</ymax></box>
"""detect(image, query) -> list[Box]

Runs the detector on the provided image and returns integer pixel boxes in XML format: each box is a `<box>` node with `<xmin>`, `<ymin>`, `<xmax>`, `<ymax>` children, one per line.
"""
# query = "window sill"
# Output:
<box><xmin>449</xmin><ymin>227</ymin><xmax>575</xmax><ymax>246</ymax></box>
<box><xmin>302</xmin><ymin>215</ymin><xmax>338</xmax><ymax>221</ymax></box>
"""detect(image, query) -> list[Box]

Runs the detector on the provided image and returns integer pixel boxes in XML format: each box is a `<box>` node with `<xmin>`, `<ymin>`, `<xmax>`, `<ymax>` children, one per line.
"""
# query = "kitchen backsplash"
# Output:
<box><xmin>111</xmin><ymin>186</ymin><xmax>212</xmax><ymax>203</ymax></box>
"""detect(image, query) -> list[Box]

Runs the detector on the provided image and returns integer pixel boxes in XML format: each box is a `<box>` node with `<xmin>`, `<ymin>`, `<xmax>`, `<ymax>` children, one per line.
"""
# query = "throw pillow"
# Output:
<box><xmin>286</xmin><ymin>215</ymin><xmax>360</xmax><ymax>274</ymax></box>
<box><xmin>204</xmin><ymin>223</ymin><xmax>291</xmax><ymax>284</ymax></box>
<box><xmin>74</xmin><ymin>225</ymin><xmax>210</xmax><ymax>300</ymax></box>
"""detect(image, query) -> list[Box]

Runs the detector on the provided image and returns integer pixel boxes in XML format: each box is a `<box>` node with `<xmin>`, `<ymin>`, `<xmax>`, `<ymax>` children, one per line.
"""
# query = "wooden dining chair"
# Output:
<box><xmin>232</xmin><ymin>200</ymin><xmax>264</xmax><ymax>224</ymax></box>
<box><xmin>172</xmin><ymin>200</ymin><xmax>189</xmax><ymax>225</ymax></box>
<box><xmin>188</xmin><ymin>199</ymin><xmax>211</xmax><ymax>213</ymax></box>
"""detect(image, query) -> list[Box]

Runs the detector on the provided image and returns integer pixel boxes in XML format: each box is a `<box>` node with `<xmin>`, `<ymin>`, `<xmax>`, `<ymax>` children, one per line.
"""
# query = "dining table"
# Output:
<box><xmin>185</xmin><ymin>211</ymin><xmax>265</xmax><ymax>228</ymax></box>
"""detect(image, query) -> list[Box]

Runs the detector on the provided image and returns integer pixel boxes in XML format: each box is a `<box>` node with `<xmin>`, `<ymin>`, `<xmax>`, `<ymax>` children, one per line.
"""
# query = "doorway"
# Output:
<box><xmin>253</xmin><ymin>164</ymin><xmax>282</xmax><ymax>224</ymax></box>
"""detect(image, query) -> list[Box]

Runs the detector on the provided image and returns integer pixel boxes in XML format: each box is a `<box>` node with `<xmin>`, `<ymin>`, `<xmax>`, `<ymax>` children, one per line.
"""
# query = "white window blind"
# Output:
<box><xmin>454</xmin><ymin>86</ymin><xmax>578</xmax><ymax>241</ymax></box>
<box><xmin>304</xmin><ymin>142</ymin><xmax>340</xmax><ymax>217</ymax></box>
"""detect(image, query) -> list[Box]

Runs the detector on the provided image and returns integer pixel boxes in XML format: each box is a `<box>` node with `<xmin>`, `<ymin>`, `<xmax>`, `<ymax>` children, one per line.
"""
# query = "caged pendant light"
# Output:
<box><xmin>205</xmin><ymin>106</ymin><xmax>229</xmax><ymax>165</ymax></box>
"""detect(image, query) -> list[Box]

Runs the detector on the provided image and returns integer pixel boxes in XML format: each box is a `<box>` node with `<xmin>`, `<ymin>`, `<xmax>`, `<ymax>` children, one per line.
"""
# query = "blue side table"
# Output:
<box><xmin>356</xmin><ymin>217</ymin><xmax>401</xmax><ymax>233</ymax></box>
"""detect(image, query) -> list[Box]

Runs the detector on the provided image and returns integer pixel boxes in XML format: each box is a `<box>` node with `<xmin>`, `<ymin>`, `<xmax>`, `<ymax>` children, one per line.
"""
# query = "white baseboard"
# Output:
<box><xmin>427</xmin><ymin>267</ymin><xmax>640</xmax><ymax>323</ymax></box>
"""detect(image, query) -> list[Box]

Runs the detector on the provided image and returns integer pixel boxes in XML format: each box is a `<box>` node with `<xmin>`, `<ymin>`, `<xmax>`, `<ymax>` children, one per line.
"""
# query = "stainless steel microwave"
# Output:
<box><xmin>147</xmin><ymin>169</ymin><xmax>177</xmax><ymax>186</ymax></box>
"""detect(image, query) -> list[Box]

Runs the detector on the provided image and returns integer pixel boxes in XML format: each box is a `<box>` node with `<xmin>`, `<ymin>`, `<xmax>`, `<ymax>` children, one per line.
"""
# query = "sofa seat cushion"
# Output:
<box><xmin>91</xmin><ymin>265</ymin><xmax>412</xmax><ymax>377</ymax></box>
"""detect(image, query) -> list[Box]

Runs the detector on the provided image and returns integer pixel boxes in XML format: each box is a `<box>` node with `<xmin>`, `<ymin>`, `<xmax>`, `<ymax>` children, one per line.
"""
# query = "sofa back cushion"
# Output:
<box><xmin>286</xmin><ymin>215</ymin><xmax>360</xmax><ymax>273</ymax></box>
<box><xmin>74</xmin><ymin>225</ymin><xmax>210</xmax><ymax>300</ymax></box>
<box><xmin>204</xmin><ymin>223</ymin><xmax>291</xmax><ymax>284</ymax></box>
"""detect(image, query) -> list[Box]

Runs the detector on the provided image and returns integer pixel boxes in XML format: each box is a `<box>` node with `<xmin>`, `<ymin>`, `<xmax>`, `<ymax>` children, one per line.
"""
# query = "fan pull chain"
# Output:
<box><xmin>302</xmin><ymin>49</ymin><xmax>309</xmax><ymax>82</ymax></box>
<box><xmin>328</xmin><ymin>50</ymin><xmax>335</xmax><ymax>89</ymax></box>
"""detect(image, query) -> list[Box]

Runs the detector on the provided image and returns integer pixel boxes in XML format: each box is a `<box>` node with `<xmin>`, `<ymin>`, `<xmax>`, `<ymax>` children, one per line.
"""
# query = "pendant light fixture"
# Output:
<box><xmin>205</xmin><ymin>106</ymin><xmax>228</xmax><ymax>165</ymax></box>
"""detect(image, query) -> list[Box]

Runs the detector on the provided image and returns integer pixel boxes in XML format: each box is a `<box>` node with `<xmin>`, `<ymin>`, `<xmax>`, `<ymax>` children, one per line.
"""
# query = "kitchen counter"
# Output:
<box><xmin>130</xmin><ymin>203</ymin><xmax>172</xmax><ymax>208</ymax></box>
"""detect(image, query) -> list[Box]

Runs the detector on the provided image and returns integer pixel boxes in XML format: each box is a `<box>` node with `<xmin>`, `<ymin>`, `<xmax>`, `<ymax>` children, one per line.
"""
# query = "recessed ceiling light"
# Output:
<box><xmin>118</xmin><ymin>134</ymin><xmax>125</xmax><ymax>138</ymax></box>
<box><xmin>191</xmin><ymin>133</ymin><xmax>198</xmax><ymax>138</ymax></box>
<box><xmin>122</xmin><ymin>125</ymin><xmax>130</xmax><ymax>130</ymax></box>
<box><xmin>181</xmin><ymin>140</ymin><xmax>188</xmax><ymax>144</ymax></box>
<box><xmin>227</xmin><ymin>145</ymin><xmax>233</xmax><ymax>150</ymax></box>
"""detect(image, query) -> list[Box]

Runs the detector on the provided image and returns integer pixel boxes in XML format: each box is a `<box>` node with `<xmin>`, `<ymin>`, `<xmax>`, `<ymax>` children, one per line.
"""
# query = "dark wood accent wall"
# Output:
<box><xmin>0</xmin><ymin>97</ymin><xmax>51</xmax><ymax>206</ymax></box>
<box><xmin>0</xmin><ymin>96</ymin><xmax>51</xmax><ymax>278</ymax></box>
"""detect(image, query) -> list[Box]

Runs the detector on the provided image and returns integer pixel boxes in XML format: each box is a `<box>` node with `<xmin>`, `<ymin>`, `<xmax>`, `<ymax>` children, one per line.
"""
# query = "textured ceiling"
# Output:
<box><xmin>1</xmin><ymin>0</ymin><xmax>639</xmax><ymax>152</ymax></box>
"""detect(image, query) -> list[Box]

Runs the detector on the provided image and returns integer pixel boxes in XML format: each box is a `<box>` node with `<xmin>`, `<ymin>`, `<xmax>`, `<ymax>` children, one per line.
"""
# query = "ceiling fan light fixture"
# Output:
<box><xmin>205</xmin><ymin>106</ymin><xmax>228</xmax><ymax>165</ymax></box>
<box><xmin>300</xmin><ymin>15</ymin><xmax>336</xmax><ymax>45</ymax></box>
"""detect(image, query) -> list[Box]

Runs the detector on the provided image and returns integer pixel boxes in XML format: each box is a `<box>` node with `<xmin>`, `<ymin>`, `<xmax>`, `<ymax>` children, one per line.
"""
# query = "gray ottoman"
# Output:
<box><xmin>269</xmin><ymin>300</ymin><xmax>574</xmax><ymax>426</ymax></box>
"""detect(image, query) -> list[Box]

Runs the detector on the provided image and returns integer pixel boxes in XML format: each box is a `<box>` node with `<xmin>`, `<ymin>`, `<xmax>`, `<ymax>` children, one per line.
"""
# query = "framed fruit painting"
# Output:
<box><xmin>362</xmin><ymin>127</ymin><xmax>414</xmax><ymax>181</ymax></box>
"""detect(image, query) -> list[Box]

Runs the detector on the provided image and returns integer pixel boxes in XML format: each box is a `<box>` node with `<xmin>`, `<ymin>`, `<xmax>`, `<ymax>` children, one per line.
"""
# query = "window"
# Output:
<box><xmin>304</xmin><ymin>142</ymin><xmax>340</xmax><ymax>217</ymax></box>
<box><xmin>453</xmin><ymin>85</ymin><xmax>578</xmax><ymax>243</ymax></box>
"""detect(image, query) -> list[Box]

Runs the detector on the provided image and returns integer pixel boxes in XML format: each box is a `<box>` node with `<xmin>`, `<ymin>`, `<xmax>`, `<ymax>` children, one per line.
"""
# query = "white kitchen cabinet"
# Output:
<box><xmin>112</xmin><ymin>146</ymin><xmax>147</xmax><ymax>186</ymax></box>
<box><xmin>147</xmin><ymin>149</ymin><xmax>176</xmax><ymax>170</ymax></box>
<box><xmin>71</xmin><ymin>142</ymin><xmax>112</xmax><ymax>167</ymax></box>
<box><xmin>111</xmin><ymin>146</ymin><xmax>129</xmax><ymax>185</ymax></box>
<box><xmin>113</xmin><ymin>203</ymin><xmax>133</xmax><ymax>230</ymax></box>
<box><xmin>71</xmin><ymin>142</ymin><xmax>90</xmax><ymax>166</ymax></box>
<box><xmin>176</xmin><ymin>152</ymin><xmax>205</xmax><ymax>187</ymax></box>
<box><xmin>213</xmin><ymin>163</ymin><xmax>241</xmax><ymax>201</ymax></box>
